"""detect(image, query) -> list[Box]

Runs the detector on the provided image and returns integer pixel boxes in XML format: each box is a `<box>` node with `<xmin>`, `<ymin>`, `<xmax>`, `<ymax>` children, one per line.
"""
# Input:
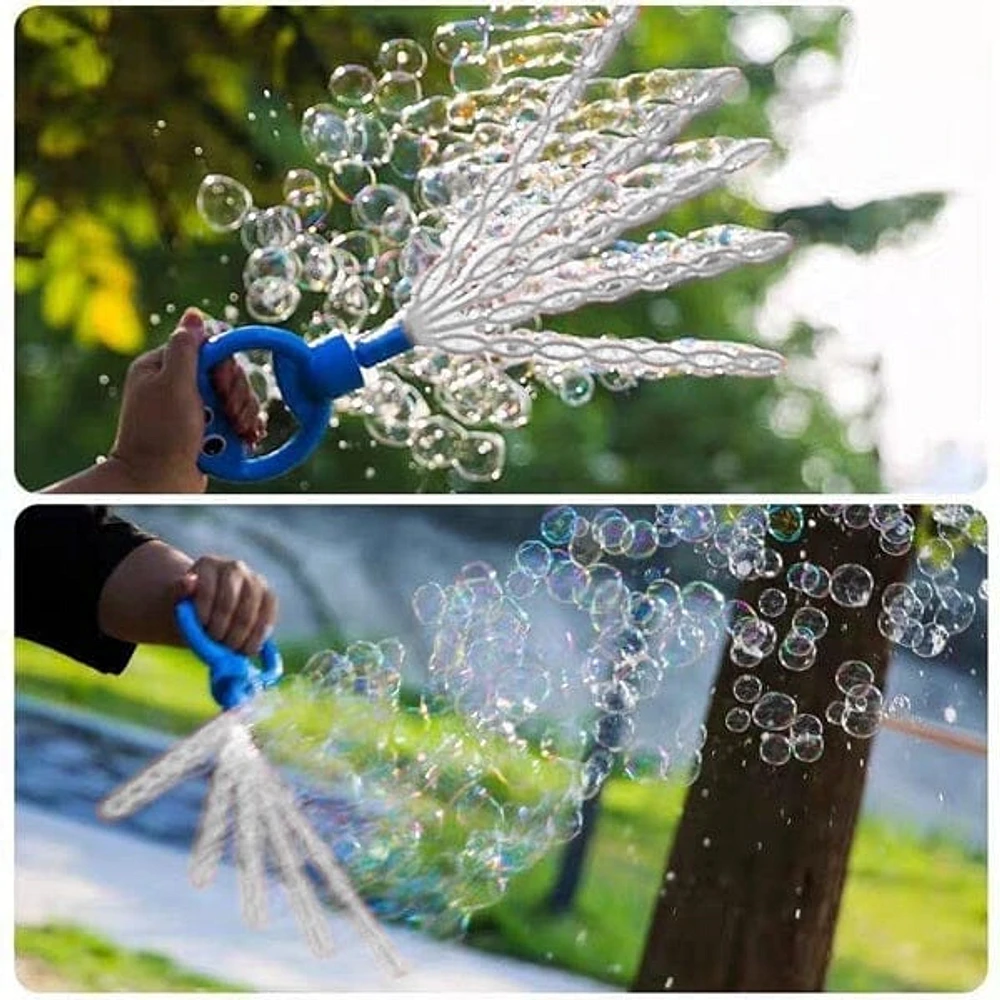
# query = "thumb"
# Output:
<box><xmin>161</xmin><ymin>309</ymin><xmax>206</xmax><ymax>384</ymax></box>
<box><xmin>172</xmin><ymin>571</ymin><xmax>198</xmax><ymax>603</ymax></box>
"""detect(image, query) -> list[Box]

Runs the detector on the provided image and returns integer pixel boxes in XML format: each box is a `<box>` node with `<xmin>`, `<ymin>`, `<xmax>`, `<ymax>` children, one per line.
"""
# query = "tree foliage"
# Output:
<box><xmin>15</xmin><ymin>6</ymin><xmax>945</xmax><ymax>492</ymax></box>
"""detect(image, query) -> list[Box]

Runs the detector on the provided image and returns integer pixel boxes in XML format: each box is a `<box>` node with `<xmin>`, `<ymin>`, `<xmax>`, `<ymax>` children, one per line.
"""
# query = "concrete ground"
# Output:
<box><xmin>15</xmin><ymin>803</ymin><xmax>610</xmax><ymax>993</ymax></box>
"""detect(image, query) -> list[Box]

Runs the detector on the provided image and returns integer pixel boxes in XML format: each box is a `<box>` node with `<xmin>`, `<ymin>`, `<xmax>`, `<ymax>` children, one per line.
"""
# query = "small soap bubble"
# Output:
<box><xmin>540</xmin><ymin>506</ymin><xmax>579</xmax><ymax>546</ymax></box>
<box><xmin>917</xmin><ymin>538</ymin><xmax>955</xmax><ymax>579</ymax></box>
<box><xmin>732</xmin><ymin>674</ymin><xmax>763</xmax><ymax>704</ymax></box>
<box><xmin>329</xmin><ymin>64</ymin><xmax>376</xmax><ymax>107</ymax></box>
<box><xmin>378</xmin><ymin>38</ymin><xmax>429</xmax><ymax>77</ymax></box>
<box><xmin>197</xmin><ymin>174</ymin><xmax>253</xmax><ymax>232</ymax></box>
<box><xmin>830</xmin><ymin>563</ymin><xmax>874</xmax><ymax>608</ymax></box>
<box><xmin>758</xmin><ymin>587</ymin><xmax>787</xmax><ymax>618</ymax></box>
<box><xmin>790</xmin><ymin>605</ymin><xmax>828</xmax><ymax>640</ymax></box>
<box><xmin>778</xmin><ymin>631</ymin><xmax>816</xmax><ymax>672</ymax></box>
<box><xmin>767</xmin><ymin>505</ymin><xmax>804</xmax><ymax>543</ymax></box>
<box><xmin>759</xmin><ymin>732</ymin><xmax>792</xmax><ymax>766</ymax></box>
<box><xmin>751</xmin><ymin>691</ymin><xmax>797</xmax><ymax>731</ymax></box>
<box><xmin>725</xmin><ymin>706</ymin><xmax>751</xmax><ymax>733</ymax></box>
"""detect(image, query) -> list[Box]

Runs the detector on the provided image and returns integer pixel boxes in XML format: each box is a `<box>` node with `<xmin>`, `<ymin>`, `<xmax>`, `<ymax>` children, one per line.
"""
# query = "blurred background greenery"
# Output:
<box><xmin>14</xmin><ymin>6</ymin><xmax>946</xmax><ymax>492</ymax></box>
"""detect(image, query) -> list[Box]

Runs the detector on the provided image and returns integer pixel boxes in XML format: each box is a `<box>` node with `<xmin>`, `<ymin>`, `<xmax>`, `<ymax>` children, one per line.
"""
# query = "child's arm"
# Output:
<box><xmin>43</xmin><ymin>309</ymin><xmax>265</xmax><ymax>494</ymax></box>
<box><xmin>99</xmin><ymin>543</ymin><xmax>278</xmax><ymax>655</ymax></box>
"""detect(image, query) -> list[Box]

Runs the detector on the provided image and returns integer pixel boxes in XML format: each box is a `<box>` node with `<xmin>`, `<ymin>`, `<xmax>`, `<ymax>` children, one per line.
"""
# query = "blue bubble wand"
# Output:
<box><xmin>98</xmin><ymin>599</ymin><xmax>406</xmax><ymax>972</ymax></box>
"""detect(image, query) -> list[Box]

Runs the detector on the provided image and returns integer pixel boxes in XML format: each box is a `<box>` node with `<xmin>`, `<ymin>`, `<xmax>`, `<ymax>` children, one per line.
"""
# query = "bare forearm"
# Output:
<box><xmin>44</xmin><ymin>456</ymin><xmax>206</xmax><ymax>494</ymax></box>
<box><xmin>97</xmin><ymin>540</ymin><xmax>195</xmax><ymax>646</ymax></box>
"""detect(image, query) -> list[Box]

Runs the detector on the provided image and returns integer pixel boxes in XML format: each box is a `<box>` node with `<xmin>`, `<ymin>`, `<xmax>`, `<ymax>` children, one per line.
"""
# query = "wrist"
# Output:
<box><xmin>105</xmin><ymin>451</ymin><xmax>207</xmax><ymax>494</ymax></box>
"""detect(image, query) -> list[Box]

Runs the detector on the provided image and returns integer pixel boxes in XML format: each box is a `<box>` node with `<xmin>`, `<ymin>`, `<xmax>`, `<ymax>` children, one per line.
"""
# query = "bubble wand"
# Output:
<box><xmin>195</xmin><ymin>5</ymin><xmax>791</xmax><ymax>482</ymax></box>
<box><xmin>97</xmin><ymin>599</ymin><xmax>407</xmax><ymax>973</ymax></box>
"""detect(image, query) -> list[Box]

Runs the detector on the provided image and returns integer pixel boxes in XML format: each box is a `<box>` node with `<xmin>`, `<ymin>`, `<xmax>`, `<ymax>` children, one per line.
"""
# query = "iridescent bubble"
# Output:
<box><xmin>829</xmin><ymin>563</ymin><xmax>874</xmax><ymax>608</ymax></box>
<box><xmin>329</xmin><ymin>158</ymin><xmax>378</xmax><ymax>204</ymax></box>
<box><xmin>329</xmin><ymin>64</ymin><xmax>376</xmax><ymax>107</ymax></box>
<box><xmin>917</xmin><ymin>538</ymin><xmax>955</xmax><ymax>579</ymax></box>
<box><xmin>411</xmin><ymin>415</ymin><xmax>465</xmax><ymax>470</ymax></box>
<box><xmin>540</xmin><ymin>506</ymin><xmax>578</xmax><ymax>546</ymax></box>
<box><xmin>758</xmin><ymin>587</ymin><xmax>787</xmax><ymax>618</ymax></box>
<box><xmin>759</xmin><ymin>732</ymin><xmax>792</xmax><ymax>766</ymax></box>
<box><xmin>546</xmin><ymin>558</ymin><xmax>590</xmax><ymax>605</ymax></box>
<box><xmin>933</xmin><ymin>589</ymin><xmax>977</xmax><ymax>635</ymax></box>
<box><xmin>282</xmin><ymin>168</ymin><xmax>330</xmax><ymax>227</ymax></box>
<box><xmin>376</xmin><ymin>72</ymin><xmax>423</xmax><ymax>116</ymax></box>
<box><xmin>790</xmin><ymin>715</ymin><xmax>824</xmax><ymax>762</ymax></box>
<box><xmin>353</xmin><ymin>184</ymin><xmax>415</xmax><ymax>242</ymax></box>
<box><xmin>842</xmin><ymin>683</ymin><xmax>883</xmax><ymax>739</ymax></box>
<box><xmin>455</xmin><ymin>431</ymin><xmax>506</xmax><ymax>482</ymax></box>
<box><xmin>912</xmin><ymin>623</ymin><xmax>948</xmax><ymax>658</ymax></box>
<box><xmin>881</xmin><ymin>582</ymin><xmax>923</xmax><ymax>622</ymax></box>
<box><xmin>348</xmin><ymin>113</ymin><xmax>394</xmax><ymax>164</ymax></box>
<box><xmin>767</xmin><ymin>505</ymin><xmax>804</xmax><ymax>543</ymax></box>
<box><xmin>389</xmin><ymin>128</ymin><xmax>438</xmax><ymax>180</ymax></box>
<box><xmin>835</xmin><ymin>659</ymin><xmax>874</xmax><ymax>694</ymax></box>
<box><xmin>841</xmin><ymin>505</ymin><xmax>872</xmax><ymax>530</ymax></box>
<box><xmin>290</xmin><ymin>232</ymin><xmax>336</xmax><ymax>291</ymax></box>
<box><xmin>825</xmin><ymin>699</ymin><xmax>846</xmax><ymax>726</ymax></box>
<box><xmin>594</xmin><ymin>712</ymin><xmax>635</xmax><ymax>751</ymax></box>
<box><xmin>249</xmin><ymin>205</ymin><xmax>302</xmax><ymax>248</ymax></box>
<box><xmin>751</xmin><ymin>691</ymin><xmax>797</xmax><ymax>731</ymax></box>
<box><xmin>626</xmin><ymin>520</ymin><xmax>659</xmax><ymax>560</ymax></box>
<box><xmin>732</xmin><ymin>674</ymin><xmax>763</xmax><ymax>704</ymax></box>
<box><xmin>301</xmin><ymin>104</ymin><xmax>352</xmax><ymax>165</ymax></box>
<box><xmin>778</xmin><ymin>631</ymin><xmax>816</xmax><ymax>672</ymax></box>
<box><xmin>245</xmin><ymin>277</ymin><xmax>301</xmax><ymax>323</ymax></box>
<box><xmin>197</xmin><ymin>173</ymin><xmax>253</xmax><ymax>231</ymax></box>
<box><xmin>681</xmin><ymin>581</ymin><xmax>724</xmax><ymax>620</ymax></box>
<box><xmin>725</xmin><ymin>706</ymin><xmax>751</xmax><ymax>733</ymax></box>
<box><xmin>790</xmin><ymin>606</ymin><xmax>828</xmax><ymax>640</ymax></box>
<box><xmin>671</xmin><ymin>506</ymin><xmax>716</xmax><ymax>543</ymax></box>
<box><xmin>378</xmin><ymin>38</ymin><xmax>429</xmax><ymax>76</ymax></box>
<box><xmin>516</xmin><ymin>540</ymin><xmax>553</xmax><ymax>579</ymax></box>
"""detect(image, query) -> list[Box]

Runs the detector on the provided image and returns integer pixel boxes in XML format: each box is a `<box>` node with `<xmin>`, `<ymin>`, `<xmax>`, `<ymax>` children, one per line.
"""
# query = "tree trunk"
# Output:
<box><xmin>632</xmin><ymin>512</ymin><xmax>916</xmax><ymax>991</ymax></box>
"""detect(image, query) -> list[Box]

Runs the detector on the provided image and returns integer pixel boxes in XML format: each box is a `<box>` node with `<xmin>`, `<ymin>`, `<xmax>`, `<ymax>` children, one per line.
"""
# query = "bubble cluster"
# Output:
<box><xmin>193</xmin><ymin>6</ymin><xmax>789</xmax><ymax>482</ymax></box>
<box><xmin>244</xmin><ymin>504</ymin><xmax>984</xmax><ymax>933</ymax></box>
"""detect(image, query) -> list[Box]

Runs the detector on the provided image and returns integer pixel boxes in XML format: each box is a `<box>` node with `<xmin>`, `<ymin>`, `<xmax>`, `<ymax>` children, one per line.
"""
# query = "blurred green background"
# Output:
<box><xmin>14</xmin><ymin>6</ymin><xmax>946</xmax><ymax>492</ymax></box>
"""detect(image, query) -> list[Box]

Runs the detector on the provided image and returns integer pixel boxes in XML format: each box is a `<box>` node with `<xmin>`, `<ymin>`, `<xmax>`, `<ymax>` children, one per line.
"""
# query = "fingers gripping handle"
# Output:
<box><xmin>175</xmin><ymin>598</ymin><xmax>283</xmax><ymax>710</ymax></box>
<box><xmin>196</xmin><ymin>323</ymin><xmax>413</xmax><ymax>483</ymax></box>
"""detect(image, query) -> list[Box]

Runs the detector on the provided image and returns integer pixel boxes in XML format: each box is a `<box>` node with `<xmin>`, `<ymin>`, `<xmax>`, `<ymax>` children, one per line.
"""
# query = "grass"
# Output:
<box><xmin>16</xmin><ymin>639</ymin><xmax>988</xmax><ymax>992</ymax></box>
<box><xmin>14</xmin><ymin>923</ymin><xmax>244</xmax><ymax>991</ymax></box>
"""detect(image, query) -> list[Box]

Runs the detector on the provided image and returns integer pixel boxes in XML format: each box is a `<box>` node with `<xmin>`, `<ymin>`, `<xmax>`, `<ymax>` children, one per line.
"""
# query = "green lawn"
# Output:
<box><xmin>15</xmin><ymin>923</ymin><xmax>243</xmax><ymax>991</ymax></box>
<box><xmin>15</xmin><ymin>639</ymin><xmax>987</xmax><ymax>992</ymax></box>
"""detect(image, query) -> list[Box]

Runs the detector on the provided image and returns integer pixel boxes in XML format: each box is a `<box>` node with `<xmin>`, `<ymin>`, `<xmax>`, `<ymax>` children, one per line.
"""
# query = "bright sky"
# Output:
<box><xmin>746</xmin><ymin>3</ymin><xmax>988</xmax><ymax>490</ymax></box>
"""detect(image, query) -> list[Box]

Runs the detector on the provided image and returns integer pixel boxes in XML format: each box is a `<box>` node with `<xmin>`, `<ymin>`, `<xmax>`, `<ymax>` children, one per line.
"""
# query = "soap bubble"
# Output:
<box><xmin>841</xmin><ymin>683</ymin><xmax>883</xmax><ymax>738</ymax></box>
<box><xmin>376</xmin><ymin>72</ymin><xmax>423</xmax><ymax>116</ymax></box>
<box><xmin>829</xmin><ymin>564</ymin><xmax>874</xmax><ymax>608</ymax></box>
<box><xmin>378</xmin><ymin>38</ymin><xmax>429</xmax><ymax>77</ymax></box>
<box><xmin>778</xmin><ymin>631</ymin><xmax>816</xmax><ymax>672</ymax></box>
<box><xmin>725</xmin><ymin>706</ymin><xmax>751</xmax><ymax>733</ymax></box>
<box><xmin>516</xmin><ymin>540</ymin><xmax>553</xmax><ymax>579</ymax></box>
<box><xmin>540</xmin><ymin>506</ymin><xmax>579</xmax><ymax>546</ymax></box>
<box><xmin>245</xmin><ymin>277</ymin><xmax>301</xmax><ymax>323</ymax></box>
<box><xmin>767</xmin><ymin>505</ymin><xmax>804</xmax><ymax>543</ymax></box>
<box><xmin>732</xmin><ymin>674</ymin><xmax>763</xmax><ymax>703</ymax></box>
<box><xmin>881</xmin><ymin>582</ymin><xmax>923</xmax><ymax>622</ymax></box>
<box><xmin>917</xmin><ymin>538</ymin><xmax>955</xmax><ymax>579</ymax></box>
<box><xmin>301</xmin><ymin>104</ymin><xmax>352</xmax><ymax>165</ymax></box>
<box><xmin>282</xmin><ymin>168</ymin><xmax>330</xmax><ymax>227</ymax></box>
<box><xmin>329</xmin><ymin>64</ymin><xmax>376</xmax><ymax>107</ymax></box>
<box><xmin>834</xmin><ymin>660</ymin><xmax>874</xmax><ymax>694</ymax></box>
<box><xmin>759</xmin><ymin>732</ymin><xmax>792</xmax><ymax>765</ymax></box>
<box><xmin>348</xmin><ymin>113</ymin><xmax>394</xmax><ymax>164</ymax></box>
<box><xmin>758</xmin><ymin>587</ymin><xmax>787</xmax><ymax>618</ymax></box>
<box><xmin>790</xmin><ymin>605</ymin><xmax>828</xmax><ymax>640</ymax></box>
<box><xmin>751</xmin><ymin>691</ymin><xmax>797</xmax><ymax>731</ymax></box>
<box><xmin>353</xmin><ymin>185</ymin><xmax>415</xmax><ymax>241</ymax></box>
<box><xmin>197</xmin><ymin>174</ymin><xmax>253</xmax><ymax>231</ymax></box>
<box><xmin>329</xmin><ymin>159</ymin><xmax>377</xmax><ymax>203</ymax></box>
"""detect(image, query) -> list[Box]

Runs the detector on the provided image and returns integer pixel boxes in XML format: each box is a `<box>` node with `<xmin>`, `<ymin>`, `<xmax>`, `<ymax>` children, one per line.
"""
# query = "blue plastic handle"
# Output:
<box><xmin>175</xmin><ymin>598</ymin><xmax>283</xmax><ymax>710</ymax></box>
<box><xmin>197</xmin><ymin>321</ymin><xmax>413</xmax><ymax>483</ymax></box>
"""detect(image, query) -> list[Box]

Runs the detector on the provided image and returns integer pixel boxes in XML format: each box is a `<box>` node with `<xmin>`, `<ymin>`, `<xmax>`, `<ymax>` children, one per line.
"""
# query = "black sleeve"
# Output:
<box><xmin>15</xmin><ymin>505</ymin><xmax>158</xmax><ymax>675</ymax></box>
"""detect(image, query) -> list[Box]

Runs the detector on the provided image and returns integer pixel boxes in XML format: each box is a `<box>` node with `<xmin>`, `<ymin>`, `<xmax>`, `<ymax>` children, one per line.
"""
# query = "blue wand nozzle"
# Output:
<box><xmin>196</xmin><ymin>321</ymin><xmax>413</xmax><ymax>483</ymax></box>
<box><xmin>175</xmin><ymin>598</ymin><xmax>283</xmax><ymax>711</ymax></box>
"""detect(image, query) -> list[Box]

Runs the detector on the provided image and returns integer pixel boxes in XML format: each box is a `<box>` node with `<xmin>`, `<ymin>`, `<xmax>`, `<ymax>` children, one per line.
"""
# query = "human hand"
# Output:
<box><xmin>173</xmin><ymin>556</ymin><xmax>278</xmax><ymax>655</ymax></box>
<box><xmin>108</xmin><ymin>308</ymin><xmax>266</xmax><ymax>492</ymax></box>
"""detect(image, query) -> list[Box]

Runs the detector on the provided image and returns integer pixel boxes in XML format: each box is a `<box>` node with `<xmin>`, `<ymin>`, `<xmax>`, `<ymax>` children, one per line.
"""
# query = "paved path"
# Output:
<box><xmin>16</xmin><ymin>804</ymin><xmax>608</xmax><ymax>992</ymax></box>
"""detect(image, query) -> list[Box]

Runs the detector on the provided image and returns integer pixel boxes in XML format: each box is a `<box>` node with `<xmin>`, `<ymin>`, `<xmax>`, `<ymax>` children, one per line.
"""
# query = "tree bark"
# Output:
<box><xmin>632</xmin><ymin>511</ymin><xmax>916</xmax><ymax>991</ymax></box>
